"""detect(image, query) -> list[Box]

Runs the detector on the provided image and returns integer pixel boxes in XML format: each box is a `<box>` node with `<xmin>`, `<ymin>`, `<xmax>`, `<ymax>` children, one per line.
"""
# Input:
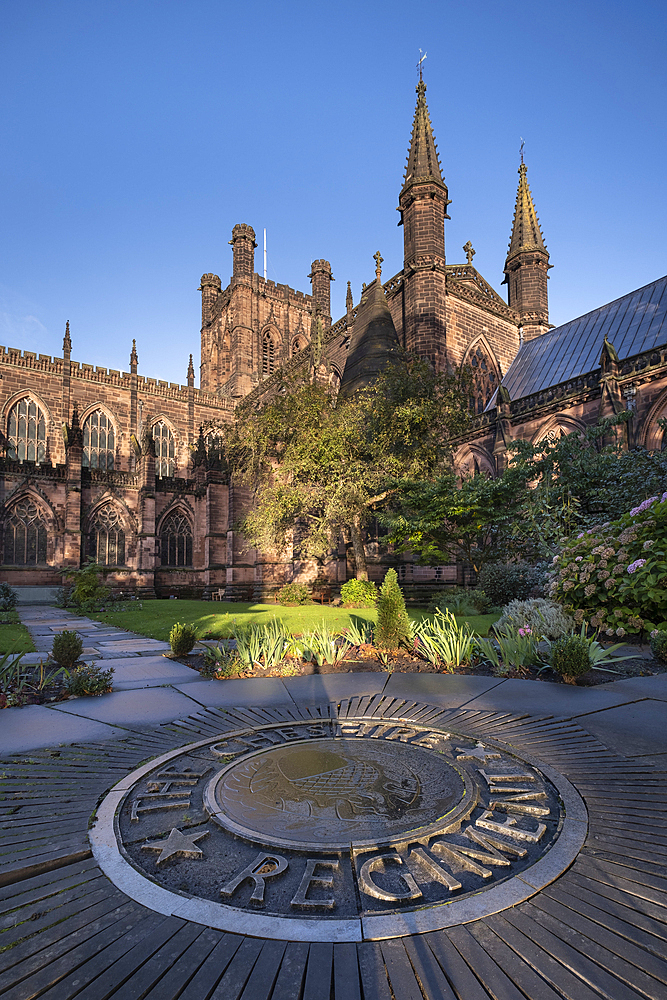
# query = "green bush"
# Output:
<box><xmin>650</xmin><ymin>629</ymin><xmax>667</xmax><ymax>662</ymax></box>
<box><xmin>0</xmin><ymin>583</ymin><xmax>18</xmax><ymax>611</ymax></box>
<box><xmin>375</xmin><ymin>569</ymin><xmax>411</xmax><ymax>651</ymax></box>
<box><xmin>428</xmin><ymin>587</ymin><xmax>489</xmax><ymax>615</ymax></box>
<box><xmin>478</xmin><ymin>562</ymin><xmax>543</xmax><ymax>607</ymax></box>
<box><xmin>66</xmin><ymin>663</ymin><xmax>114</xmax><ymax>696</ymax></box>
<box><xmin>550</xmin><ymin>491</ymin><xmax>667</xmax><ymax>634</ymax></box>
<box><xmin>169</xmin><ymin>621</ymin><xmax>198</xmax><ymax>656</ymax></box>
<box><xmin>340</xmin><ymin>579</ymin><xmax>378</xmax><ymax>608</ymax></box>
<box><xmin>52</xmin><ymin>630</ymin><xmax>83</xmax><ymax>669</ymax></box>
<box><xmin>65</xmin><ymin>563</ymin><xmax>108</xmax><ymax>608</ymax></box>
<box><xmin>550</xmin><ymin>635</ymin><xmax>591</xmax><ymax>681</ymax></box>
<box><xmin>276</xmin><ymin>582</ymin><xmax>312</xmax><ymax>606</ymax></box>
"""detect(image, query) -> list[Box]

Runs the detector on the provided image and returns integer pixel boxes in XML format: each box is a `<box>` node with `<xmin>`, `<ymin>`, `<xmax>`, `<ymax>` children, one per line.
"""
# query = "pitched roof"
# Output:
<box><xmin>489</xmin><ymin>274</ymin><xmax>667</xmax><ymax>406</ymax></box>
<box><xmin>506</xmin><ymin>163</ymin><xmax>547</xmax><ymax>264</ymax></box>
<box><xmin>338</xmin><ymin>279</ymin><xmax>401</xmax><ymax>399</ymax></box>
<box><xmin>401</xmin><ymin>80</ymin><xmax>445</xmax><ymax>195</ymax></box>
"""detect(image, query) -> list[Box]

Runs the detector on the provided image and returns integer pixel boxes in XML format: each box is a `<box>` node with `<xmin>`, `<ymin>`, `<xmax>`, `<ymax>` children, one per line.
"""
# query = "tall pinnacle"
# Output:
<box><xmin>506</xmin><ymin>163</ymin><xmax>547</xmax><ymax>263</ymax></box>
<box><xmin>401</xmin><ymin>79</ymin><xmax>446</xmax><ymax>196</ymax></box>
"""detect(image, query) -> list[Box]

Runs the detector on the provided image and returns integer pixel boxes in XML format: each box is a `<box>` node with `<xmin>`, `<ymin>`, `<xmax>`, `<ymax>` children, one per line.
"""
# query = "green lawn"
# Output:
<box><xmin>85</xmin><ymin>599</ymin><xmax>499</xmax><ymax>641</ymax></box>
<box><xmin>0</xmin><ymin>613</ymin><xmax>36</xmax><ymax>653</ymax></box>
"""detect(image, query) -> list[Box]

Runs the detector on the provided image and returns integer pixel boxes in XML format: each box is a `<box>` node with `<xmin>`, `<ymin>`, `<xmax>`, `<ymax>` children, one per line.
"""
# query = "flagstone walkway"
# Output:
<box><xmin>1</xmin><ymin>606</ymin><xmax>666</xmax><ymax>998</ymax></box>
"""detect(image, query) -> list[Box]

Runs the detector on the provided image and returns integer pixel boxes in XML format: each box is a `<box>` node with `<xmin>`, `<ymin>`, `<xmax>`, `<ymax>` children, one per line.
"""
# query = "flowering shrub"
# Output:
<box><xmin>650</xmin><ymin>629</ymin><xmax>667</xmax><ymax>662</ymax></box>
<box><xmin>550</xmin><ymin>492</ymin><xmax>667</xmax><ymax>633</ymax></box>
<box><xmin>495</xmin><ymin>598</ymin><xmax>575</xmax><ymax>640</ymax></box>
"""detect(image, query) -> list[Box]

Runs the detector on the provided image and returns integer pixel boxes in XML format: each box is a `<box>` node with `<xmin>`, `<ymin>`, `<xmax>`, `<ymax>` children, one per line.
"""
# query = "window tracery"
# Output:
<box><xmin>88</xmin><ymin>505</ymin><xmax>125</xmax><ymax>566</ymax></box>
<box><xmin>83</xmin><ymin>409</ymin><xmax>115</xmax><ymax>470</ymax></box>
<box><xmin>160</xmin><ymin>511</ymin><xmax>193</xmax><ymax>567</ymax></box>
<box><xmin>291</xmin><ymin>337</ymin><xmax>306</xmax><ymax>357</ymax></box>
<box><xmin>7</xmin><ymin>398</ymin><xmax>46</xmax><ymax>463</ymax></box>
<box><xmin>153</xmin><ymin>421</ymin><xmax>175</xmax><ymax>478</ymax></box>
<box><xmin>468</xmin><ymin>345</ymin><xmax>498</xmax><ymax>415</ymax></box>
<box><xmin>4</xmin><ymin>499</ymin><xmax>48</xmax><ymax>565</ymax></box>
<box><xmin>262</xmin><ymin>331</ymin><xmax>276</xmax><ymax>377</ymax></box>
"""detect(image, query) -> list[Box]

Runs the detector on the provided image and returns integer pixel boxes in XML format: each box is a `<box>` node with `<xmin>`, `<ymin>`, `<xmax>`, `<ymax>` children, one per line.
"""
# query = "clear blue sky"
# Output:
<box><xmin>1</xmin><ymin>0</ymin><xmax>666</xmax><ymax>385</ymax></box>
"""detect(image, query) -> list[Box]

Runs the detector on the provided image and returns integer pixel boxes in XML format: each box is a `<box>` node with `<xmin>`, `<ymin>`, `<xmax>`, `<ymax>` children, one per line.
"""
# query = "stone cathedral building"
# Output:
<box><xmin>1</xmin><ymin>77</ymin><xmax>666</xmax><ymax>598</ymax></box>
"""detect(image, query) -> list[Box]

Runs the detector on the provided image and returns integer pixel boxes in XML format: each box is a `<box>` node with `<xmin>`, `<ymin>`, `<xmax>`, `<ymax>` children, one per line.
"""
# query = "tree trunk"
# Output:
<box><xmin>350</xmin><ymin>516</ymin><xmax>369</xmax><ymax>581</ymax></box>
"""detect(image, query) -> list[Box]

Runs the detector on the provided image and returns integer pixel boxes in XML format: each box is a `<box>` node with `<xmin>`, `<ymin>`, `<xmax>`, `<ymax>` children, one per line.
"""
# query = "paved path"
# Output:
<box><xmin>1</xmin><ymin>606</ymin><xmax>666</xmax><ymax>998</ymax></box>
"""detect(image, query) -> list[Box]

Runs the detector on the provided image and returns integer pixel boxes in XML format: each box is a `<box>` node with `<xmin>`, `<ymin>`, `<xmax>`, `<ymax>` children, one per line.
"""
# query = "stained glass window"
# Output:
<box><xmin>7</xmin><ymin>399</ymin><xmax>46</xmax><ymax>463</ymax></box>
<box><xmin>160</xmin><ymin>511</ymin><xmax>193</xmax><ymax>567</ymax></box>
<box><xmin>88</xmin><ymin>506</ymin><xmax>125</xmax><ymax>566</ymax></box>
<box><xmin>153</xmin><ymin>421</ymin><xmax>175</xmax><ymax>478</ymax></box>
<box><xmin>4</xmin><ymin>500</ymin><xmax>47</xmax><ymax>564</ymax></box>
<box><xmin>83</xmin><ymin>409</ymin><xmax>115</xmax><ymax>470</ymax></box>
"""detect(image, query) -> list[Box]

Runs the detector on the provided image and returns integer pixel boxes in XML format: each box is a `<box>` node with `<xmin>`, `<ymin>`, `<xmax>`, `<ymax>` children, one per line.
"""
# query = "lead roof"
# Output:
<box><xmin>488</xmin><ymin>274</ymin><xmax>667</xmax><ymax>407</ymax></box>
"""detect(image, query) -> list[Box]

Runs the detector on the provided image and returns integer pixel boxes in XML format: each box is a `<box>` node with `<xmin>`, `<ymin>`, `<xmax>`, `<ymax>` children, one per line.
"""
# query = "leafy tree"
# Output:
<box><xmin>382</xmin><ymin>415</ymin><xmax>667</xmax><ymax>570</ymax></box>
<box><xmin>217</xmin><ymin>356</ymin><xmax>472</xmax><ymax>579</ymax></box>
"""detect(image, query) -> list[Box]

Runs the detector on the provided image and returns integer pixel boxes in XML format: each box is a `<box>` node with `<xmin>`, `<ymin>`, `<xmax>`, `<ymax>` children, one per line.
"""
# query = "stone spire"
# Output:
<box><xmin>401</xmin><ymin>79</ymin><xmax>448</xmax><ymax>204</ymax></box>
<box><xmin>130</xmin><ymin>339</ymin><xmax>138</xmax><ymax>374</ymax></box>
<box><xmin>62</xmin><ymin>320</ymin><xmax>71</xmax><ymax>356</ymax></box>
<box><xmin>187</xmin><ymin>353</ymin><xmax>195</xmax><ymax>387</ymax></box>
<box><xmin>506</xmin><ymin>163</ymin><xmax>547</xmax><ymax>264</ymax></box>
<box><xmin>346</xmin><ymin>280</ymin><xmax>353</xmax><ymax>316</ymax></box>
<box><xmin>504</xmin><ymin>158</ymin><xmax>551</xmax><ymax>342</ymax></box>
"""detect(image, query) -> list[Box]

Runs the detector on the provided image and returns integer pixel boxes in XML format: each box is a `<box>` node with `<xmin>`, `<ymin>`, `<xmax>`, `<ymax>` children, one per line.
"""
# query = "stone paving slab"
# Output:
<box><xmin>104</xmin><ymin>655</ymin><xmax>201</xmax><ymax>690</ymax></box>
<box><xmin>0</xmin><ymin>704</ymin><xmax>126</xmax><ymax>754</ymax></box>
<box><xmin>283</xmin><ymin>672</ymin><xmax>389</xmax><ymax>703</ymax></box>
<box><xmin>383</xmin><ymin>672</ymin><xmax>506</xmax><ymax>707</ymax></box>
<box><xmin>173</xmin><ymin>677</ymin><xmax>297</xmax><ymax>708</ymax></box>
<box><xmin>96</xmin><ymin>638</ymin><xmax>171</xmax><ymax>653</ymax></box>
<box><xmin>596</xmin><ymin>672</ymin><xmax>667</xmax><ymax>701</ymax></box>
<box><xmin>458</xmin><ymin>676</ymin><xmax>636</xmax><ymax>717</ymax></box>
<box><xmin>49</xmin><ymin>686</ymin><xmax>202</xmax><ymax>726</ymax></box>
<box><xmin>575</xmin><ymin>698</ymin><xmax>667</xmax><ymax>757</ymax></box>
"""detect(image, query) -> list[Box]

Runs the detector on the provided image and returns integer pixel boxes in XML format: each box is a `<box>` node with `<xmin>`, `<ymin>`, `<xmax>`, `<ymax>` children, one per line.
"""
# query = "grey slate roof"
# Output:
<box><xmin>489</xmin><ymin>274</ymin><xmax>667</xmax><ymax>406</ymax></box>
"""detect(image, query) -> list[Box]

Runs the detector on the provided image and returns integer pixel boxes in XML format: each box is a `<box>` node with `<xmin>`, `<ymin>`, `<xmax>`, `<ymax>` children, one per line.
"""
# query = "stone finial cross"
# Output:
<box><xmin>374</xmin><ymin>251</ymin><xmax>383</xmax><ymax>282</ymax></box>
<box><xmin>463</xmin><ymin>241</ymin><xmax>475</xmax><ymax>265</ymax></box>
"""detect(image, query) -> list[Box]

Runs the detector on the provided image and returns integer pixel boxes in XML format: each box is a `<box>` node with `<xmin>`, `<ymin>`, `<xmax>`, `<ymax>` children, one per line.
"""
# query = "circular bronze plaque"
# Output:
<box><xmin>206</xmin><ymin>737</ymin><xmax>469</xmax><ymax>850</ymax></box>
<box><xmin>91</xmin><ymin>716</ymin><xmax>587</xmax><ymax>941</ymax></box>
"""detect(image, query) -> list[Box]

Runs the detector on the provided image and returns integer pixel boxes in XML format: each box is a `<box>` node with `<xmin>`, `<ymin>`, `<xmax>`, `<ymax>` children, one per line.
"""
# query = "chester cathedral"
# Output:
<box><xmin>2</xmin><ymin>77</ymin><xmax>666</xmax><ymax>599</ymax></box>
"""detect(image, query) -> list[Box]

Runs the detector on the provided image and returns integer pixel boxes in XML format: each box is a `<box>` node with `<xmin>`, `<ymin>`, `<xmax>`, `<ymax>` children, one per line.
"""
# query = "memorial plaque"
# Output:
<box><xmin>93</xmin><ymin>716</ymin><xmax>587</xmax><ymax>941</ymax></box>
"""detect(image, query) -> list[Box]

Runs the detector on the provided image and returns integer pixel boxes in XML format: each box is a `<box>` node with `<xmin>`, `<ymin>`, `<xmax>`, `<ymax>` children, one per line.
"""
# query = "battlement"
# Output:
<box><xmin>254</xmin><ymin>275</ymin><xmax>313</xmax><ymax>304</ymax></box>
<box><xmin>0</xmin><ymin>347</ymin><xmax>64</xmax><ymax>373</ymax></box>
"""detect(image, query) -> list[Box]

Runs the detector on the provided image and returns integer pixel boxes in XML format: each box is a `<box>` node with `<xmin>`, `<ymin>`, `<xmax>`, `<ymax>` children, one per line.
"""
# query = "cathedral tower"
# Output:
<box><xmin>398</xmin><ymin>74</ymin><xmax>451</xmax><ymax>368</ymax></box>
<box><xmin>504</xmin><ymin>160</ymin><xmax>550</xmax><ymax>341</ymax></box>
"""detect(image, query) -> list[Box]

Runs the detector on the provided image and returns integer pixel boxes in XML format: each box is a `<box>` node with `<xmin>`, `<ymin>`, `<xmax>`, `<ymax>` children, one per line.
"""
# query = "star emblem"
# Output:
<box><xmin>141</xmin><ymin>827</ymin><xmax>209</xmax><ymax>864</ymax></box>
<box><xmin>455</xmin><ymin>743</ymin><xmax>501</xmax><ymax>764</ymax></box>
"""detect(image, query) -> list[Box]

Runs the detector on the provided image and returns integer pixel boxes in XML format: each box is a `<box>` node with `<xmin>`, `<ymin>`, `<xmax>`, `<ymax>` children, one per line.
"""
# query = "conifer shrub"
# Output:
<box><xmin>66</xmin><ymin>663</ymin><xmax>114</xmax><ymax>696</ymax></box>
<box><xmin>374</xmin><ymin>569</ymin><xmax>411</xmax><ymax>651</ymax></box>
<box><xmin>340</xmin><ymin>579</ymin><xmax>378</xmax><ymax>608</ymax></box>
<box><xmin>169</xmin><ymin>621</ymin><xmax>197</xmax><ymax>656</ymax></box>
<box><xmin>52</xmin><ymin>630</ymin><xmax>83</xmax><ymax>669</ymax></box>
<box><xmin>0</xmin><ymin>583</ymin><xmax>18</xmax><ymax>611</ymax></box>
<box><xmin>550</xmin><ymin>635</ymin><xmax>591</xmax><ymax>683</ymax></box>
<box><xmin>276</xmin><ymin>582</ymin><xmax>312</xmax><ymax>606</ymax></box>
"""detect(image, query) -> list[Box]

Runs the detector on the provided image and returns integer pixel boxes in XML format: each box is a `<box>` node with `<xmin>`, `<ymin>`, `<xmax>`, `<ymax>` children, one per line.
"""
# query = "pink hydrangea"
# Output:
<box><xmin>518</xmin><ymin>627</ymin><xmax>532</xmax><ymax>637</ymax></box>
<box><xmin>627</xmin><ymin>559</ymin><xmax>647</xmax><ymax>574</ymax></box>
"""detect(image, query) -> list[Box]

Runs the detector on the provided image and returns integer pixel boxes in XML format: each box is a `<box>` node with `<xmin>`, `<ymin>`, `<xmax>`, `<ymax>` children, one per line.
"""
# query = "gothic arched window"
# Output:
<box><xmin>153</xmin><ymin>421</ymin><xmax>175</xmax><ymax>478</ymax></box>
<box><xmin>88</xmin><ymin>506</ymin><xmax>125</xmax><ymax>566</ymax></box>
<box><xmin>262</xmin><ymin>331</ymin><xmax>276</xmax><ymax>378</ymax></box>
<box><xmin>160</xmin><ymin>511</ymin><xmax>193</xmax><ymax>567</ymax></box>
<box><xmin>291</xmin><ymin>337</ymin><xmax>306</xmax><ymax>357</ymax></box>
<box><xmin>4</xmin><ymin>499</ymin><xmax>48</xmax><ymax>564</ymax></box>
<box><xmin>83</xmin><ymin>410</ymin><xmax>115</xmax><ymax>470</ymax></box>
<box><xmin>7</xmin><ymin>398</ymin><xmax>46</xmax><ymax>463</ymax></box>
<box><xmin>468</xmin><ymin>345</ymin><xmax>498</xmax><ymax>414</ymax></box>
